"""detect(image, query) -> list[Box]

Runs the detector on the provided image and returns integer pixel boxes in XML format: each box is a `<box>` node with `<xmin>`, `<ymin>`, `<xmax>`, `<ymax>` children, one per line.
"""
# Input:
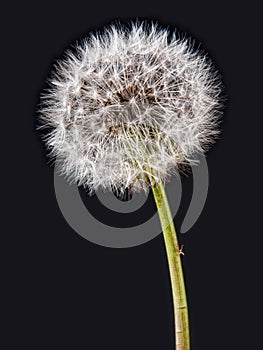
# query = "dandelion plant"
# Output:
<box><xmin>39</xmin><ymin>21</ymin><xmax>222</xmax><ymax>350</ymax></box>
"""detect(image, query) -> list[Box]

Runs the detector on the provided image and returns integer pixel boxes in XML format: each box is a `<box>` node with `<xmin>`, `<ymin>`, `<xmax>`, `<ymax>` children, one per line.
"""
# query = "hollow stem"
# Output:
<box><xmin>150</xmin><ymin>178</ymin><xmax>190</xmax><ymax>350</ymax></box>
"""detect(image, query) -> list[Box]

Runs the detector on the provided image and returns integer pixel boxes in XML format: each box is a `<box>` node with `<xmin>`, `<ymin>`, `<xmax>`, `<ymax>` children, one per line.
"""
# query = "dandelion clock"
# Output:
<box><xmin>38</xmin><ymin>21</ymin><xmax>223</xmax><ymax>350</ymax></box>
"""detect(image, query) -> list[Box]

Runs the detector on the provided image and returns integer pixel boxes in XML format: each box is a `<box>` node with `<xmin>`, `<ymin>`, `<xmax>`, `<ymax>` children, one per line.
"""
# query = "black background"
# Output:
<box><xmin>2</xmin><ymin>1</ymin><xmax>261</xmax><ymax>349</ymax></box>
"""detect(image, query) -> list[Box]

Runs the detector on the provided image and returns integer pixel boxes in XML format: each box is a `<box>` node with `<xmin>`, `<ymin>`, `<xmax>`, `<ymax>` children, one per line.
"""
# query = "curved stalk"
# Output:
<box><xmin>150</xmin><ymin>178</ymin><xmax>190</xmax><ymax>350</ymax></box>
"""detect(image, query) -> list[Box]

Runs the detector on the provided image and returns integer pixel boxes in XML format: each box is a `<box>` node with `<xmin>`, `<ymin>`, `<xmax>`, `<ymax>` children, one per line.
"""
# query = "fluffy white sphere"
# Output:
<box><xmin>39</xmin><ymin>22</ymin><xmax>222</xmax><ymax>193</ymax></box>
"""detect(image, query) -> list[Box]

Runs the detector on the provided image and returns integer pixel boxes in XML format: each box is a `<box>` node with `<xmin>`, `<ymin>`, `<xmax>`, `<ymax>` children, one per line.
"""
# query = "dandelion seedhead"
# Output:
<box><xmin>39</xmin><ymin>21</ymin><xmax>222</xmax><ymax>194</ymax></box>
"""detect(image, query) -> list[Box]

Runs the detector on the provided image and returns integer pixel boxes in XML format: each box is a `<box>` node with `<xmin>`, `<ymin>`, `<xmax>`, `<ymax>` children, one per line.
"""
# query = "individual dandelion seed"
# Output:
<box><xmin>38</xmin><ymin>21</ymin><xmax>223</xmax><ymax>350</ymax></box>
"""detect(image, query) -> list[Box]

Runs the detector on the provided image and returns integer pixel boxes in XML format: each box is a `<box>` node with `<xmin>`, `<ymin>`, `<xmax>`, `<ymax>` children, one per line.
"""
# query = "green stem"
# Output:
<box><xmin>150</xmin><ymin>178</ymin><xmax>190</xmax><ymax>350</ymax></box>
